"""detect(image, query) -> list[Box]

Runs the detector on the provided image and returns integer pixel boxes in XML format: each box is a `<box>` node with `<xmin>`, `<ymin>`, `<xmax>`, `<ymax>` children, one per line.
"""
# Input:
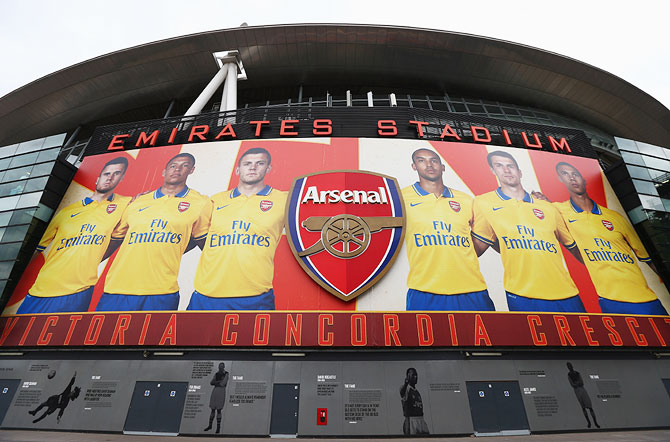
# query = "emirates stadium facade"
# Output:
<box><xmin>0</xmin><ymin>24</ymin><xmax>669</xmax><ymax>437</ymax></box>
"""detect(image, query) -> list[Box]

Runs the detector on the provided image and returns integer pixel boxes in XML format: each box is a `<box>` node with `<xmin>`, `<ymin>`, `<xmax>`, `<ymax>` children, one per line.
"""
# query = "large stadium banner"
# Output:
<box><xmin>2</xmin><ymin>138</ymin><xmax>670</xmax><ymax>348</ymax></box>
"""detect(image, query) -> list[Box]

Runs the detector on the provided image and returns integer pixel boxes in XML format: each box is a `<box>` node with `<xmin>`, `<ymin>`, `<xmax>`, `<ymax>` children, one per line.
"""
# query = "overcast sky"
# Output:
<box><xmin>1</xmin><ymin>0</ymin><xmax>668</xmax><ymax>110</ymax></box>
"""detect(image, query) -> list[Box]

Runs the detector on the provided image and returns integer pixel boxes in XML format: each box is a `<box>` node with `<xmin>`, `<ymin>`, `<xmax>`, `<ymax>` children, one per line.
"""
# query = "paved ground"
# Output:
<box><xmin>1</xmin><ymin>429</ymin><xmax>670</xmax><ymax>441</ymax></box>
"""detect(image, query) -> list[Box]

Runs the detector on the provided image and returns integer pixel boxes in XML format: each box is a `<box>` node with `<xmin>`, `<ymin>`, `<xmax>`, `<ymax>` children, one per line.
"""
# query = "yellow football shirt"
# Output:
<box><xmin>104</xmin><ymin>186</ymin><xmax>211</xmax><ymax>295</ymax></box>
<box><xmin>194</xmin><ymin>185</ymin><xmax>287</xmax><ymax>298</ymax></box>
<box><xmin>556</xmin><ymin>199</ymin><xmax>657</xmax><ymax>303</ymax></box>
<box><xmin>472</xmin><ymin>188</ymin><xmax>578</xmax><ymax>300</ymax></box>
<box><xmin>29</xmin><ymin>195</ymin><xmax>131</xmax><ymax>298</ymax></box>
<box><xmin>402</xmin><ymin>183</ymin><xmax>487</xmax><ymax>295</ymax></box>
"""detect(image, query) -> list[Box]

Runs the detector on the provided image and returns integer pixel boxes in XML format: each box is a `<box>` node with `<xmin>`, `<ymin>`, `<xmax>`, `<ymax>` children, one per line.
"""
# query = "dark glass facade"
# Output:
<box><xmin>0</xmin><ymin>134</ymin><xmax>76</xmax><ymax>307</ymax></box>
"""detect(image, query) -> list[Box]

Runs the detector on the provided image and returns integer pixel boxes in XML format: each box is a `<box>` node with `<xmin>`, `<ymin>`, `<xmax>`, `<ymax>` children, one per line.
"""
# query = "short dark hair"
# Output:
<box><xmin>487</xmin><ymin>150</ymin><xmax>519</xmax><ymax>169</ymax></box>
<box><xmin>406</xmin><ymin>367</ymin><xmax>417</xmax><ymax>376</ymax></box>
<box><xmin>411</xmin><ymin>148</ymin><xmax>440</xmax><ymax>163</ymax></box>
<box><xmin>239</xmin><ymin>147</ymin><xmax>271</xmax><ymax>166</ymax></box>
<box><xmin>101</xmin><ymin>156</ymin><xmax>128</xmax><ymax>174</ymax></box>
<box><xmin>165</xmin><ymin>153</ymin><xmax>196</xmax><ymax>168</ymax></box>
<box><xmin>555</xmin><ymin>161</ymin><xmax>581</xmax><ymax>176</ymax></box>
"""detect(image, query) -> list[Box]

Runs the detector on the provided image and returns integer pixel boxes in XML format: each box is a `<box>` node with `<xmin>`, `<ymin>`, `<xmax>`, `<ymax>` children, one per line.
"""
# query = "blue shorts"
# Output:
<box><xmin>16</xmin><ymin>287</ymin><xmax>94</xmax><ymax>314</ymax></box>
<box><xmin>599</xmin><ymin>297</ymin><xmax>668</xmax><ymax>315</ymax></box>
<box><xmin>95</xmin><ymin>292</ymin><xmax>180</xmax><ymax>311</ymax></box>
<box><xmin>506</xmin><ymin>292</ymin><xmax>586</xmax><ymax>313</ymax></box>
<box><xmin>406</xmin><ymin>288</ymin><xmax>495</xmax><ymax>311</ymax></box>
<box><xmin>186</xmin><ymin>289</ymin><xmax>275</xmax><ymax>311</ymax></box>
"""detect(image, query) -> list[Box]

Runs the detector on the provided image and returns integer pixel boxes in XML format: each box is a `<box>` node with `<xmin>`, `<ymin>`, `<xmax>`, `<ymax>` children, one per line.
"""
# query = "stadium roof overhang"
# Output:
<box><xmin>0</xmin><ymin>24</ymin><xmax>668</xmax><ymax>147</ymax></box>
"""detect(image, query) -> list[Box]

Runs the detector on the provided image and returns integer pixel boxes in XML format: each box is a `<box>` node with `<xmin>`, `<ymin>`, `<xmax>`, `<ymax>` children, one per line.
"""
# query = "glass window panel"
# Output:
<box><xmin>626</xmin><ymin>206</ymin><xmax>647</xmax><ymax>224</ymax></box>
<box><xmin>31</xmin><ymin>162</ymin><xmax>53</xmax><ymax>177</ymax></box>
<box><xmin>663</xmin><ymin>199</ymin><xmax>670</xmax><ymax>212</ymax></box>
<box><xmin>16</xmin><ymin>192</ymin><xmax>42</xmax><ymax>209</ymax></box>
<box><xmin>34</xmin><ymin>204</ymin><xmax>54</xmax><ymax>222</ymax></box>
<box><xmin>633</xmin><ymin>179</ymin><xmax>658</xmax><ymax>195</ymax></box>
<box><xmin>0</xmin><ymin>144</ymin><xmax>18</xmax><ymax>159</ymax></box>
<box><xmin>450</xmin><ymin>102</ymin><xmax>467</xmax><ymax>112</ymax></box>
<box><xmin>621</xmin><ymin>151</ymin><xmax>646</xmax><ymax>167</ymax></box>
<box><xmin>9</xmin><ymin>152</ymin><xmax>39</xmax><ymax>168</ymax></box>
<box><xmin>466</xmin><ymin>104</ymin><xmax>485</xmax><ymax>113</ymax></box>
<box><xmin>0</xmin><ymin>242</ymin><xmax>21</xmax><ymax>261</ymax></box>
<box><xmin>2</xmin><ymin>166</ymin><xmax>33</xmax><ymax>183</ymax></box>
<box><xmin>0</xmin><ymin>158</ymin><xmax>11</xmax><ymax>170</ymax></box>
<box><xmin>0</xmin><ymin>195</ymin><xmax>20</xmax><ymax>211</ymax></box>
<box><xmin>615</xmin><ymin>138</ymin><xmax>639</xmax><ymax>152</ymax></box>
<box><xmin>0</xmin><ymin>211</ymin><xmax>11</xmax><ymax>226</ymax></box>
<box><xmin>15</xmin><ymin>138</ymin><xmax>45</xmax><ymax>154</ymax></box>
<box><xmin>640</xmin><ymin>194</ymin><xmax>665</xmax><ymax>211</ymax></box>
<box><xmin>1</xmin><ymin>225</ymin><xmax>29</xmax><ymax>243</ymax></box>
<box><xmin>519</xmin><ymin>109</ymin><xmax>535</xmax><ymax>117</ymax></box>
<box><xmin>42</xmin><ymin>134</ymin><xmax>66</xmax><ymax>149</ymax></box>
<box><xmin>649</xmin><ymin>169</ymin><xmax>668</xmax><ymax>180</ymax></box>
<box><xmin>411</xmin><ymin>100</ymin><xmax>430</xmax><ymax>109</ymax></box>
<box><xmin>0</xmin><ymin>181</ymin><xmax>26</xmax><ymax>197</ymax></box>
<box><xmin>626</xmin><ymin>165</ymin><xmax>651</xmax><ymax>180</ymax></box>
<box><xmin>0</xmin><ymin>227</ymin><xmax>4</xmax><ymax>242</ymax></box>
<box><xmin>9</xmin><ymin>208</ymin><xmax>36</xmax><ymax>225</ymax></box>
<box><xmin>643</xmin><ymin>155</ymin><xmax>669</xmax><ymax>172</ymax></box>
<box><xmin>484</xmin><ymin>105</ymin><xmax>503</xmax><ymax>114</ymax></box>
<box><xmin>502</xmin><ymin>107</ymin><xmax>520</xmax><ymax>115</ymax></box>
<box><xmin>637</xmin><ymin>142</ymin><xmax>665</xmax><ymax>158</ymax></box>
<box><xmin>0</xmin><ymin>261</ymin><xmax>13</xmax><ymax>279</ymax></box>
<box><xmin>24</xmin><ymin>176</ymin><xmax>49</xmax><ymax>194</ymax></box>
<box><xmin>36</xmin><ymin>148</ymin><xmax>60</xmax><ymax>163</ymax></box>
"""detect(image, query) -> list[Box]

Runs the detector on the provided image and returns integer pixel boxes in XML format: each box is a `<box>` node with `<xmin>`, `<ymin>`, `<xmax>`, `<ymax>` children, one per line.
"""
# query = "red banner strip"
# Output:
<box><xmin>1</xmin><ymin>312</ymin><xmax>669</xmax><ymax>348</ymax></box>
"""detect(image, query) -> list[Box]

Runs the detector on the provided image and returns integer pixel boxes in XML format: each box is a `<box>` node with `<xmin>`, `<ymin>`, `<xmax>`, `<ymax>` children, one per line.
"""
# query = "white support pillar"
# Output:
<box><xmin>220</xmin><ymin>72</ymin><xmax>229</xmax><ymax>112</ymax></box>
<box><xmin>224</xmin><ymin>62</ymin><xmax>238</xmax><ymax>111</ymax></box>
<box><xmin>185</xmin><ymin>67</ymin><xmax>228</xmax><ymax>117</ymax></box>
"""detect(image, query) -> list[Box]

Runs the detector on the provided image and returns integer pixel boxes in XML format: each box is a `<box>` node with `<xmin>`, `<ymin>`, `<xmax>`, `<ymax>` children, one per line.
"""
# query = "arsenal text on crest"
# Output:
<box><xmin>301</xmin><ymin>186</ymin><xmax>389</xmax><ymax>204</ymax></box>
<box><xmin>286</xmin><ymin>171</ymin><xmax>405</xmax><ymax>302</ymax></box>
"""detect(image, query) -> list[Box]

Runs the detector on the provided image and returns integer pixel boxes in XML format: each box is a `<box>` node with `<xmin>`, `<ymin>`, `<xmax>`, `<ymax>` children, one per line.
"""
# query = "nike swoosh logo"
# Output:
<box><xmin>568</xmin><ymin>219</ymin><xmax>578</xmax><ymax>223</ymax></box>
<box><xmin>138</xmin><ymin>207</ymin><xmax>150</xmax><ymax>212</ymax></box>
<box><xmin>409</xmin><ymin>203</ymin><xmax>422</xmax><ymax>207</ymax></box>
<box><xmin>492</xmin><ymin>207</ymin><xmax>504</xmax><ymax>211</ymax></box>
<box><xmin>216</xmin><ymin>205</ymin><xmax>230</xmax><ymax>210</ymax></box>
<box><xmin>70</xmin><ymin>212</ymin><xmax>83</xmax><ymax>218</ymax></box>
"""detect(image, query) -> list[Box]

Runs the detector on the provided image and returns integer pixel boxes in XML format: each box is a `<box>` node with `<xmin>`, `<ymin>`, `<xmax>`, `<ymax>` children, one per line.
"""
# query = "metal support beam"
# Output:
<box><xmin>225</xmin><ymin>62</ymin><xmax>238</xmax><ymax>111</ymax></box>
<box><xmin>185</xmin><ymin>67</ymin><xmax>228</xmax><ymax>116</ymax></box>
<box><xmin>163</xmin><ymin>99</ymin><xmax>175</xmax><ymax>118</ymax></box>
<box><xmin>63</xmin><ymin>126</ymin><xmax>81</xmax><ymax>149</ymax></box>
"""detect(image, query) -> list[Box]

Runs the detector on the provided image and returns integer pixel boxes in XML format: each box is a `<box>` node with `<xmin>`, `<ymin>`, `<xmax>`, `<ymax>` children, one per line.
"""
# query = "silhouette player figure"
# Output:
<box><xmin>567</xmin><ymin>363</ymin><xmax>600</xmax><ymax>428</ymax></box>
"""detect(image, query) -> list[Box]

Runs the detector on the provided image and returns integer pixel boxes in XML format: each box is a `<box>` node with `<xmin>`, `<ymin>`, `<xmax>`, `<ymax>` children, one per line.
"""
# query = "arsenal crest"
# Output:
<box><xmin>106</xmin><ymin>203</ymin><xmax>117</xmax><ymax>214</ymax></box>
<box><xmin>602</xmin><ymin>220</ymin><xmax>614</xmax><ymax>231</ymax></box>
<box><xmin>178</xmin><ymin>201</ymin><xmax>190</xmax><ymax>212</ymax></box>
<box><xmin>449</xmin><ymin>200</ymin><xmax>461</xmax><ymax>212</ymax></box>
<box><xmin>260</xmin><ymin>200</ymin><xmax>273</xmax><ymax>212</ymax></box>
<box><xmin>533</xmin><ymin>208</ymin><xmax>544</xmax><ymax>220</ymax></box>
<box><xmin>285</xmin><ymin>171</ymin><xmax>405</xmax><ymax>301</ymax></box>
